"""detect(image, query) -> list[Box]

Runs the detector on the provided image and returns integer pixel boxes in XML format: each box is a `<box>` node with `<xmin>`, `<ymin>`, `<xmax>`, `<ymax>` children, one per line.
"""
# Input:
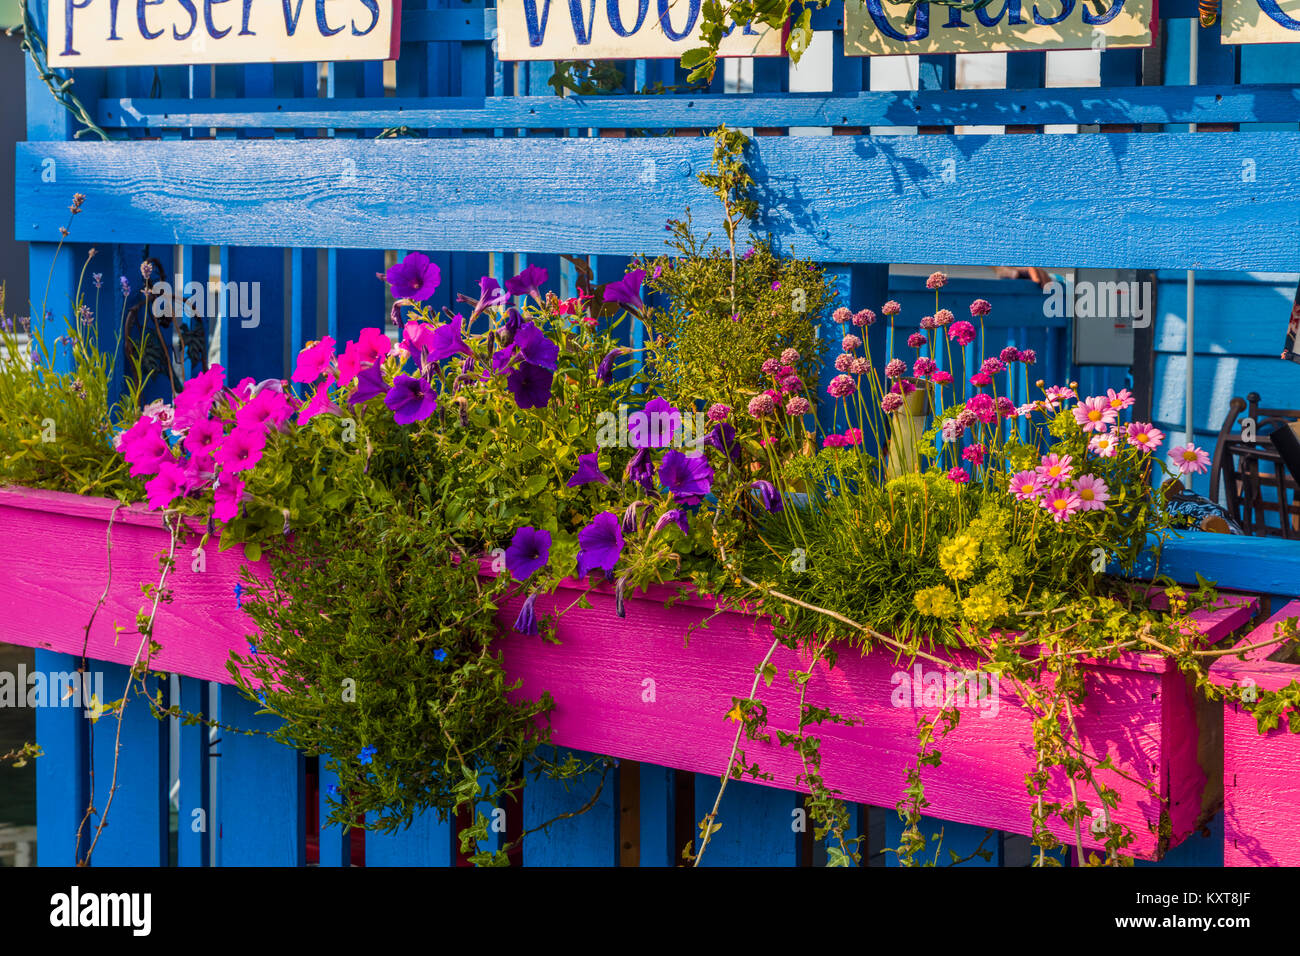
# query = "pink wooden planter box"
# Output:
<box><xmin>1209</xmin><ymin>600</ymin><xmax>1300</xmax><ymax>866</ymax></box>
<box><xmin>0</xmin><ymin>486</ymin><xmax>1257</xmax><ymax>860</ymax></box>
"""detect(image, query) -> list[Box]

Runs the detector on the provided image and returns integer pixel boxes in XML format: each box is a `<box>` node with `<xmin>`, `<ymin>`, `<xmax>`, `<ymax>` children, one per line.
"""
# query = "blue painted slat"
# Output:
<box><xmin>217</xmin><ymin>686</ymin><xmax>305</xmax><ymax>866</ymax></box>
<box><xmin>1143</xmin><ymin>528</ymin><xmax>1300</xmax><ymax>594</ymax></box>
<box><xmin>365</xmin><ymin>810</ymin><xmax>456</xmax><ymax>866</ymax></box>
<box><xmin>87</xmin><ymin>662</ymin><xmax>168</xmax><ymax>866</ymax></box>
<box><xmin>522</xmin><ymin>750</ymin><xmax>619</xmax><ymax>866</ymax></box>
<box><xmin>638</xmin><ymin>763</ymin><xmax>676</xmax><ymax>867</ymax></box>
<box><xmin>221</xmin><ymin>247</ymin><xmax>286</xmax><ymax>382</ymax></box>
<box><xmin>33</xmin><ymin>650</ymin><xmax>88</xmax><ymax>867</ymax></box>
<box><xmin>1137</xmin><ymin>814</ymin><xmax>1225</xmax><ymax>866</ymax></box>
<box><xmin>317</xmin><ymin>764</ymin><xmax>351</xmax><ymax>867</ymax></box>
<box><xmin>94</xmin><ymin>84</ymin><xmax>1300</xmax><ymax>131</ymax></box>
<box><xmin>884</xmin><ymin>812</ymin><xmax>1003</xmax><ymax>867</ymax></box>
<box><xmin>693</xmin><ymin>776</ymin><xmax>801</xmax><ymax>866</ymax></box>
<box><xmin>177</xmin><ymin>676</ymin><xmax>210</xmax><ymax>867</ymax></box>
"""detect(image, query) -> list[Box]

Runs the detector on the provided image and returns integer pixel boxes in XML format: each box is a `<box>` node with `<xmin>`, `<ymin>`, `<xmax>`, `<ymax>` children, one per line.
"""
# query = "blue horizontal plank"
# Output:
<box><xmin>95</xmin><ymin>85</ymin><xmax>1300</xmax><ymax>131</ymax></box>
<box><xmin>401</xmin><ymin>7</ymin><xmax>496</xmax><ymax>42</ymax></box>
<box><xmin>16</xmin><ymin>133</ymin><xmax>1300</xmax><ymax>272</ymax></box>
<box><xmin>1145</xmin><ymin>530</ymin><xmax>1300</xmax><ymax>596</ymax></box>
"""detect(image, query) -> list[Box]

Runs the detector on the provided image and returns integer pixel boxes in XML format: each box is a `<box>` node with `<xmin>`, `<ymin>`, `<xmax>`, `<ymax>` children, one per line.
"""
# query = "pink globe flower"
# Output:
<box><xmin>823</xmin><ymin>434</ymin><xmax>848</xmax><ymax>448</ymax></box>
<box><xmin>947</xmin><ymin>466</ymin><xmax>970</xmax><ymax>484</ymax></box>
<box><xmin>970</xmin><ymin>372</ymin><xmax>992</xmax><ymax>387</ymax></box>
<box><xmin>835</xmin><ymin>353</ymin><xmax>854</xmax><ymax>373</ymax></box>
<box><xmin>934</xmin><ymin>309</ymin><xmax>955</xmax><ymax>327</ymax></box>
<box><xmin>1041</xmin><ymin>489</ymin><xmax>1082</xmax><ymax>523</ymax></box>
<box><xmin>1000</xmin><ymin>346</ymin><xmax>1020</xmax><ymax>363</ymax></box>
<box><xmin>980</xmin><ymin>357</ymin><xmax>1006</xmax><ymax>375</ymax></box>
<box><xmin>970</xmin><ymin>299</ymin><xmax>992</xmax><ymax>317</ymax></box>
<box><xmin>780</xmin><ymin>348</ymin><xmax>800</xmax><ymax>365</ymax></box>
<box><xmin>957</xmin><ymin>409</ymin><xmax>978</xmax><ymax>430</ymax></box>
<box><xmin>833</xmin><ymin>307</ymin><xmax>852</xmax><ymax>324</ymax></box>
<box><xmin>995</xmin><ymin>396</ymin><xmax>1016</xmax><ymax>418</ymax></box>
<box><xmin>1074</xmin><ymin>474</ymin><xmax>1110</xmax><ymax>511</ymax></box>
<box><xmin>962</xmin><ymin>443</ymin><xmax>986</xmax><ymax>467</ymax></box>
<box><xmin>761</xmin><ymin>358</ymin><xmax>780</xmax><ymax>376</ymax></box>
<box><xmin>1073</xmin><ymin>396</ymin><xmax>1118</xmax><ymax>434</ymax></box>
<box><xmin>932</xmin><ymin>370</ymin><xmax>953</xmax><ymax>385</ymax></box>
<box><xmin>1009</xmin><ymin>470</ymin><xmax>1041</xmax><ymax>501</ymax></box>
<box><xmin>881</xmin><ymin>393</ymin><xmax>904</xmax><ymax>414</ymax></box>
<box><xmin>853</xmin><ymin>309</ymin><xmax>876</xmax><ymax>327</ymax></box>
<box><xmin>966</xmin><ymin>394</ymin><xmax>995</xmax><ymax>424</ymax></box>
<box><xmin>1036</xmin><ymin>453</ymin><xmax>1073</xmax><ymax>487</ymax></box>
<box><xmin>907</xmin><ymin>332</ymin><xmax>927</xmax><ymax>348</ymax></box>
<box><xmin>850</xmin><ymin>358</ymin><xmax>871</xmax><ymax>377</ymax></box>
<box><xmin>785</xmin><ymin>396</ymin><xmax>812</xmax><ymax>416</ymax></box>
<box><xmin>1126</xmin><ymin>422</ymin><xmax>1165</xmax><ymax>453</ymax></box>
<box><xmin>707</xmin><ymin>403</ymin><xmax>731</xmax><ymax>422</ymax></box>
<box><xmin>747</xmin><ymin>394</ymin><xmax>776</xmax><ymax>418</ymax></box>
<box><xmin>843</xmin><ymin>427</ymin><xmax>863</xmax><ymax>446</ymax></box>
<box><xmin>882</xmin><ymin>300</ymin><xmax>901</xmax><ymax>316</ymax></box>
<box><xmin>1170</xmin><ymin>443</ymin><xmax>1210</xmax><ymax>475</ymax></box>
<box><xmin>1018</xmin><ymin>349</ymin><xmax>1037</xmax><ymax>365</ymax></box>
<box><xmin>926</xmin><ymin>271</ymin><xmax>948</xmax><ymax>290</ymax></box>
<box><xmin>914</xmin><ymin>357</ymin><xmax>938</xmax><ymax>377</ymax></box>
<box><xmin>842</xmin><ymin>334</ymin><xmax>862</xmax><ymax>352</ymax></box>
<box><xmin>941</xmin><ymin>418</ymin><xmax>964</xmax><ymax>443</ymax></box>
<box><xmin>828</xmin><ymin>374</ymin><xmax>857</xmax><ymax>399</ymax></box>
<box><xmin>920</xmin><ymin>315</ymin><xmax>937</xmax><ymax>330</ymax></box>
<box><xmin>948</xmin><ymin>321</ymin><xmax>976</xmax><ymax>346</ymax></box>
<box><xmin>885</xmin><ymin>358</ymin><xmax>907</xmax><ymax>380</ymax></box>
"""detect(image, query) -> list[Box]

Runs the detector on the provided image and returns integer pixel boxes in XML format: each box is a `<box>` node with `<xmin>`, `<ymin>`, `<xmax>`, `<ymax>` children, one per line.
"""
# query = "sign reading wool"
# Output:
<box><xmin>844</xmin><ymin>0</ymin><xmax>1155</xmax><ymax>56</ymax></box>
<box><xmin>1222</xmin><ymin>0</ymin><xmax>1300</xmax><ymax>44</ymax></box>
<box><xmin>496</xmin><ymin>0</ymin><xmax>783</xmax><ymax>60</ymax></box>
<box><xmin>48</xmin><ymin>0</ymin><xmax>401</xmax><ymax>67</ymax></box>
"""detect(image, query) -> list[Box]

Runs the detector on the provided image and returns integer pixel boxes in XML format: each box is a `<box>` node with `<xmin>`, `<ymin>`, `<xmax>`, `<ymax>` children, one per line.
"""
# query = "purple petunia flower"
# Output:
<box><xmin>385</xmin><ymin>374</ymin><xmax>438</xmax><ymax>425</ymax></box>
<box><xmin>703</xmin><ymin>422</ymin><xmax>740</xmax><ymax>464</ymax></box>
<box><xmin>513</xmin><ymin>593</ymin><xmax>540</xmax><ymax>636</ymax></box>
<box><xmin>349</xmin><ymin>362</ymin><xmax>387</xmax><ymax>405</ymax></box>
<box><xmin>625</xmin><ymin>447</ymin><xmax>655</xmax><ymax>493</ymax></box>
<box><xmin>603</xmin><ymin>269</ymin><xmax>646</xmax><ymax>312</ymax></box>
<box><xmin>511</xmin><ymin>322</ymin><xmax>559</xmax><ymax>371</ymax></box>
<box><xmin>658</xmin><ymin>450</ymin><xmax>714</xmax><ymax>506</ymax></box>
<box><xmin>576</xmin><ymin>511</ymin><xmax>624</xmax><ymax>578</ymax></box>
<box><xmin>426</xmin><ymin>315</ymin><xmax>473</xmax><ymax>363</ymax></box>
<box><xmin>567</xmin><ymin>452</ymin><xmax>610</xmax><ymax>487</ymax></box>
<box><xmin>473</xmin><ymin>276</ymin><xmax>509</xmax><ymax>317</ymax></box>
<box><xmin>652</xmin><ymin>509</ymin><xmax>689</xmax><ymax>536</ymax></box>
<box><xmin>507</xmin><ymin>361</ymin><xmax>554</xmax><ymax>410</ymax></box>
<box><xmin>505</xmin><ymin>526</ymin><xmax>551</xmax><ymax>580</ymax></box>
<box><xmin>386</xmin><ymin>252</ymin><xmax>441</xmax><ymax>302</ymax></box>
<box><xmin>629</xmin><ymin>397</ymin><xmax>680</xmax><ymax>449</ymax></box>
<box><xmin>596</xmin><ymin>347</ymin><xmax>627</xmax><ymax>385</ymax></box>
<box><xmin>505</xmin><ymin>264</ymin><xmax>548</xmax><ymax>301</ymax></box>
<box><xmin>749</xmin><ymin>480</ymin><xmax>783</xmax><ymax>513</ymax></box>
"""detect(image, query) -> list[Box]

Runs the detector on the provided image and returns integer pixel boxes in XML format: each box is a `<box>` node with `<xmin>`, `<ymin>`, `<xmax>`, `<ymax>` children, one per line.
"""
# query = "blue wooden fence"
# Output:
<box><xmin>12</xmin><ymin>0</ymin><xmax>1300</xmax><ymax>865</ymax></box>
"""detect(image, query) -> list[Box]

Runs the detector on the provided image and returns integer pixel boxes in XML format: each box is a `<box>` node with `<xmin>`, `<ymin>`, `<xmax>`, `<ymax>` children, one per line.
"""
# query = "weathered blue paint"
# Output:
<box><xmin>176</xmin><ymin>676</ymin><xmax>210</xmax><ymax>867</ymax></box>
<box><xmin>693</xmin><ymin>774</ymin><xmax>801</xmax><ymax>866</ymax></box>
<box><xmin>884</xmin><ymin>813</ymin><xmax>1003</xmax><ymax>867</ymax></box>
<box><xmin>32</xmin><ymin>650</ymin><xmax>88</xmax><ymax>867</ymax></box>
<box><xmin>365</xmin><ymin>809</ymin><xmax>456</xmax><ymax>866</ymax></box>
<box><xmin>522</xmin><ymin>749</ymin><xmax>620</xmax><ymax>866</ymax></box>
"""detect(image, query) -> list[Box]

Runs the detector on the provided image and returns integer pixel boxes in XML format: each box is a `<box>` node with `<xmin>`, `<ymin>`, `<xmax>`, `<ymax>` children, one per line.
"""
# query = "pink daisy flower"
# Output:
<box><xmin>1009</xmin><ymin>470</ymin><xmax>1041</xmax><ymax>501</ymax></box>
<box><xmin>1036</xmin><ymin>453</ymin><xmax>1073</xmax><ymax>487</ymax></box>
<box><xmin>1088</xmin><ymin>432</ymin><xmax>1121</xmax><ymax>458</ymax></box>
<box><xmin>1106</xmin><ymin>387</ymin><xmax>1135</xmax><ymax>411</ymax></box>
<box><xmin>1041</xmin><ymin>489</ymin><xmax>1082</xmax><ymax>523</ymax></box>
<box><xmin>1170</xmin><ymin>443</ymin><xmax>1210</xmax><ymax>475</ymax></box>
<box><xmin>1072</xmin><ymin>396</ymin><xmax>1118</xmax><ymax>434</ymax></box>
<box><xmin>1043</xmin><ymin>385</ymin><xmax>1076</xmax><ymax>409</ymax></box>
<box><xmin>1126</xmin><ymin>422</ymin><xmax>1165</xmax><ymax>453</ymax></box>
<box><xmin>1073</xmin><ymin>474</ymin><xmax>1110</xmax><ymax>511</ymax></box>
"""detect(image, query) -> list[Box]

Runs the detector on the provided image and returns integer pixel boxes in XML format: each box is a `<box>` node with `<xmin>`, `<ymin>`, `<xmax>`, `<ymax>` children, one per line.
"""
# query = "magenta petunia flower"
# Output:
<box><xmin>1009</xmin><ymin>470</ymin><xmax>1041</xmax><ymax>501</ymax></box>
<box><xmin>505</xmin><ymin>264</ymin><xmax>549</xmax><ymax>301</ymax></box>
<box><xmin>387</xmin><ymin>252</ymin><xmax>441</xmax><ymax>301</ymax></box>
<box><xmin>1073</xmin><ymin>396</ymin><xmax>1118</xmax><ymax>434</ymax></box>
<box><xmin>947</xmin><ymin>466</ymin><xmax>970</xmax><ymax>484</ymax></box>
<box><xmin>505</xmin><ymin>525</ymin><xmax>552</xmax><ymax>580</ymax></box>
<box><xmin>216</xmin><ymin>426</ymin><xmax>267</xmax><ymax>475</ymax></box>
<box><xmin>603</xmin><ymin>269</ymin><xmax>646</xmax><ymax>312</ymax></box>
<box><xmin>173</xmin><ymin>365</ymin><xmax>227</xmax><ymax>429</ymax></box>
<box><xmin>297</xmin><ymin>373</ymin><xmax>340</xmax><ymax>425</ymax></box>
<box><xmin>145</xmin><ymin>461</ymin><xmax>190</xmax><ymax>510</ymax></box>
<box><xmin>121</xmin><ymin>418</ymin><xmax>173</xmax><ymax>478</ymax></box>
<box><xmin>659</xmin><ymin>450</ymin><xmax>714</xmax><ymax>505</ymax></box>
<box><xmin>970</xmin><ymin>299</ymin><xmax>991</xmax><ymax>317</ymax></box>
<box><xmin>183</xmin><ymin>417</ymin><xmax>225</xmax><ymax>459</ymax></box>
<box><xmin>349</xmin><ymin>363</ymin><xmax>387</xmax><ymax>405</ymax></box>
<box><xmin>567</xmin><ymin>453</ymin><xmax>610</xmax><ymax>487</ymax></box>
<box><xmin>1041</xmin><ymin>488</ymin><xmax>1082</xmax><ymax>523</ymax></box>
<box><xmin>1036</xmin><ymin>452</ymin><xmax>1073</xmax><ymax>487</ymax></box>
<box><xmin>213</xmin><ymin>473</ymin><xmax>245</xmax><ymax>523</ymax></box>
<box><xmin>237</xmin><ymin>388</ymin><xmax>294</xmax><ymax>432</ymax></box>
<box><xmin>1074</xmin><ymin>474</ymin><xmax>1110</xmax><ymax>511</ymax></box>
<box><xmin>575</xmin><ymin>511</ymin><xmax>624</xmax><ymax>577</ymax></box>
<box><xmin>1126</xmin><ymin>422</ymin><xmax>1165</xmax><ymax>453</ymax></box>
<box><xmin>947</xmin><ymin>321</ymin><xmax>976</xmax><ymax>346</ymax></box>
<box><xmin>1170</xmin><ymin>443</ymin><xmax>1210</xmax><ymax>475</ymax></box>
<box><xmin>386</xmin><ymin>374</ymin><xmax>438</xmax><ymax>425</ymax></box>
<box><xmin>292</xmin><ymin>337</ymin><xmax>337</xmax><ymax>384</ymax></box>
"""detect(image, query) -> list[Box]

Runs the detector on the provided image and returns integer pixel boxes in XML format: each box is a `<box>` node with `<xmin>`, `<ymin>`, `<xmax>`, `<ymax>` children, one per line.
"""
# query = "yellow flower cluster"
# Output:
<box><xmin>962</xmin><ymin>583</ymin><xmax>1009</xmax><ymax>623</ymax></box>
<box><xmin>938</xmin><ymin>534</ymin><xmax>980</xmax><ymax>582</ymax></box>
<box><xmin>914</xmin><ymin>585</ymin><xmax>959</xmax><ymax>618</ymax></box>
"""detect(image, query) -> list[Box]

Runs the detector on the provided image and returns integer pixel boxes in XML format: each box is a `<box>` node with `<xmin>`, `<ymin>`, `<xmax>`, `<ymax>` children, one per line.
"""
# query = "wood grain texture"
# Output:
<box><xmin>5</xmin><ymin>488</ymin><xmax>1257</xmax><ymax>860</ymax></box>
<box><xmin>14</xmin><ymin>132</ymin><xmax>1300</xmax><ymax>271</ymax></box>
<box><xmin>522</xmin><ymin>748</ymin><xmax>620</xmax><ymax>866</ymax></box>
<box><xmin>96</xmin><ymin>84</ymin><xmax>1300</xmax><ymax>131</ymax></box>
<box><xmin>365</xmin><ymin>809</ymin><xmax>455</xmax><ymax>866</ymax></box>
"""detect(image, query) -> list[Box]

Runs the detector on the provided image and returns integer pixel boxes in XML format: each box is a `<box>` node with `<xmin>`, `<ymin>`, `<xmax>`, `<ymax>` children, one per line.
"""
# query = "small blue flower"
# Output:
<box><xmin>358</xmin><ymin>745</ymin><xmax>377</xmax><ymax>766</ymax></box>
<box><xmin>248</xmin><ymin>641</ymin><xmax>259</xmax><ymax>655</ymax></box>
<box><xmin>326</xmin><ymin>784</ymin><xmax>340</xmax><ymax>796</ymax></box>
<box><xmin>432</xmin><ymin>648</ymin><xmax>448</xmax><ymax>662</ymax></box>
<box><xmin>233</xmin><ymin>582</ymin><xmax>243</xmax><ymax>608</ymax></box>
<box><xmin>257</xmin><ymin>692</ymin><xmax>266</xmax><ymax>706</ymax></box>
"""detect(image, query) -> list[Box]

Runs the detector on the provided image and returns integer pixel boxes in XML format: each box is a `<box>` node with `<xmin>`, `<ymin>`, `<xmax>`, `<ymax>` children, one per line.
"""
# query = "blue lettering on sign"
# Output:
<box><xmin>523</xmin><ymin>0</ymin><xmax>599</xmax><ymax>45</ymax></box>
<box><xmin>174</xmin><ymin>0</ymin><xmax>198</xmax><ymax>38</ymax></box>
<box><xmin>205</xmin><ymin>0</ymin><xmax>233</xmax><ymax>39</ymax></box>
<box><xmin>975</xmin><ymin>0</ymin><xmax>1025</xmax><ymax>26</ymax></box>
<box><xmin>109</xmin><ymin>0</ymin><xmax>124</xmax><ymax>38</ymax></box>
<box><xmin>1258</xmin><ymin>0</ymin><xmax>1300</xmax><ymax>29</ymax></box>
<box><xmin>282</xmin><ymin>0</ymin><xmax>308</xmax><ymax>34</ymax></box>
<box><xmin>316</xmin><ymin>0</ymin><xmax>345</xmax><ymax>36</ymax></box>
<box><xmin>62</xmin><ymin>0</ymin><xmax>93</xmax><ymax>54</ymax></box>
<box><xmin>239</xmin><ymin>0</ymin><xmax>255</xmax><ymax>34</ymax></box>
<box><xmin>608</xmin><ymin>0</ymin><xmax>649</xmax><ymax>36</ymax></box>
<box><xmin>658</xmin><ymin>0</ymin><xmax>700</xmax><ymax>40</ymax></box>
<box><xmin>353</xmin><ymin>0</ymin><xmax>380</xmax><ymax>35</ymax></box>
<box><xmin>1031</xmin><ymin>0</ymin><xmax>1075</xmax><ymax>25</ymax></box>
<box><xmin>1082</xmin><ymin>0</ymin><xmax>1124</xmax><ymax>24</ymax></box>
<box><xmin>942</xmin><ymin>5</ymin><xmax>969</xmax><ymax>28</ymax></box>
<box><xmin>138</xmin><ymin>0</ymin><xmax>166</xmax><ymax>39</ymax></box>
<box><xmin>865</xmin><ymin>0</ymin><xmax>929</xmax><ymax>41</ymax></box>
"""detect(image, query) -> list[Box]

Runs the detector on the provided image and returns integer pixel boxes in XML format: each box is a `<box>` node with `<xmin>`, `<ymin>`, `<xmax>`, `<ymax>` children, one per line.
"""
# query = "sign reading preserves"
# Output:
<box><xmin>496</xmin><ymin>0</ymin><xmax>783</xmax><ymax>60</ymax></box>
<box><xmin>48</xmin><ymin>0</ymin><xmax>401</xmax><ymax>67</ymax></box>
<box><xmin>844</xmin><ymin>0</ymin><xmax>1155</xmax><ymax>56</ymax></box>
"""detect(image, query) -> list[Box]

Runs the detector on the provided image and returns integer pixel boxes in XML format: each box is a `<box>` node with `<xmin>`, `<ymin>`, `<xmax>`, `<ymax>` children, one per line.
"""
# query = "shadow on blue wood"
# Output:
<box><xmin>883</xmin><ymin>812</ymin><xmax>1002</xmax><ymax>867</ymax></box>
<box><xmin>522</xmin><ymin>748</ymin><xmax>619</xmax><ymax>866</ymax></box>
<box><xmin>693</xmin><ymin>775</ymin><xmax>801</xmax><ymax>867</ymax></box>
<box><xmin>365</xmin><ymin>807</ymin><xmax>455</xmax><ymax>866</ymax></box>
<box><xmin>638</xmin><ymin>762</ymin><xmax>675</xmax><ymax>867</ymax></box>
<box><xmin>1136</xmin><ymin>814</ymin><xmax>1225</xmax><ymax>867</ymax></box>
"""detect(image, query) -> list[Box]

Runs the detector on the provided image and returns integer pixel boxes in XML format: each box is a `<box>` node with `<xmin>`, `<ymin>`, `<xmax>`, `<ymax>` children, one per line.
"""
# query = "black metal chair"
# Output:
<box><xmin>1209</xmin><ymin>393</ymin><xmax>1300</xmax><ymax>538</ymax></box>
